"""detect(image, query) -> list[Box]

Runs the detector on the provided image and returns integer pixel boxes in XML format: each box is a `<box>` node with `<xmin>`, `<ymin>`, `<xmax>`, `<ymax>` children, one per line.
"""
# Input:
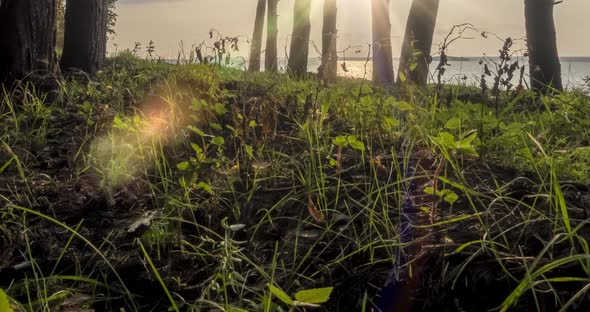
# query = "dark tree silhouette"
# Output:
<box><xmin>265</xmin><ymin>0</ymin><xmax>279</xmax><ymax>72</ymax></box>
<box><xmin>60</xmin><ymin>0</ymin><xmax>109</xmax><ymax>76</ymax></box>
<box><xmin>398</xmin><ymin>0</ymin><xmax>439</xmax><ymax>87</ymax></box>
<box><xmin>525</xmin><ymin>0</ymin><xmax>563</xmax><ymax>93</ymax></box>
<box><xmin>371</xmin><ymin>0</ymin><xmax>395</xmax><ymax>87</ymax></box>
<box><xmin>287</xmin><ymin>0</ymin><xmax>312</xmax><ymax>77</ymax></box>
<box><xmin>319</xmin><ymin>0</ymin><xmax>338</xmax><ymax>83</ymax></box>
<box><xmin>0</xmin><ymin>0</ymin><xmax>57</xmax><ymax>86</ymax></box>
<box><xmin>248</xmin><ymin>0</ymin><xmax>266</xmax><ymax>72</ymax></box>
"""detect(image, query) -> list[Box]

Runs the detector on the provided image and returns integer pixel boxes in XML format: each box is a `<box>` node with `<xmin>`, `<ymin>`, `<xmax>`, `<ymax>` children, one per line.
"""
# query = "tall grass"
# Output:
<box><xmin>1</xmin><ymin>54</ymin><xmax>589</xmax><ymax>311</ymax></box>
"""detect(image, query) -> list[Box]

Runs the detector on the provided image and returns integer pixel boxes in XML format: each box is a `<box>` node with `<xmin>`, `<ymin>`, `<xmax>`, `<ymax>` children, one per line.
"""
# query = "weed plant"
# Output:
<box><xmin>0</xmin><ymin>52</ymin><xmax>590</xmax><ymax>311</ymax></box>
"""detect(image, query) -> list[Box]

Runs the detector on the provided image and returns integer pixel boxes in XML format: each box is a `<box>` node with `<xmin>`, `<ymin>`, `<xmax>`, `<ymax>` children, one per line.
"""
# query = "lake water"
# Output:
<box><xmin>235</xmin><ymin>57</ymin><xmax>590</xmax><ymax>90</ymax></box>
<box><xmin>310</xmin><ymin>57</ymin><xmax>590</xmax><ymax>89</ymax></box>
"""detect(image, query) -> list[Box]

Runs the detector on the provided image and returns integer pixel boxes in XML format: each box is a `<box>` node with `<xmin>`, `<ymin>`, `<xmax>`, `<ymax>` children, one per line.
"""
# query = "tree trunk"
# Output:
<box><xmin>397</xmin><ymin>0</ymin><xmax>439</xmax><ymax>87</ymax></box>
<box><xmin>100</xmin><ymin>2</ymin><xmax>109</xmax><ymax>62</ymax></box>
<box><xmin>249</xmin><ymin>0</ymin><xmax>266</xmax><ymax>72</ymax></box>
<box><xmin>0</xmin><ymin>0</ymin><xmax>57</xmax><ymax>87</ymax></box>
<box><xmin>60</xmin><ymin>0</ymin><xmax>108</xmax><ymax>76</ymax></box>
<box><xmin>524</xmin><ymin>0</ymin><xmax>563</xmax><ymax>93</ymax></box>
<box><xmin>56</xmin><ymin>0</ymin><xmax>65</xmax><ymax>51</ymax></box>
<box><xmin>319</xmin><ymin>0</ymin><xmax>338</xmax><ymax>83</ymax></box>
<box><xmin>265</xmin><ymin>0</ymin><xmax>279</xmax><ymax>72</ymax></box>
<box><xmin>371</xmin><ymin>0</ymin><xmax>394</xmax><ymax>87</ymax></box>
<box><xmin>287</xmin><ymin>0</ymin><xmax>312</xmax><ymax>77</ymax></box>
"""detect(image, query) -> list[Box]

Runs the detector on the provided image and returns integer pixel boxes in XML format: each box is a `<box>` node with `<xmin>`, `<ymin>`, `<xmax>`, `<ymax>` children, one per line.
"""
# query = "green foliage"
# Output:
<box><xmin>2</xmin><ymin>55</ymin><xmax>590</xmax><ymax>312</ymax></box>
<box><xmin>332</xmin><ymin>135</ymin><xmax>365</xmax><ymax>152</ymax></box>
<box><xmin>294</xmin><ymin>287</ymin><xmax>334</xmax><ymax>304</ymax></box>
<box><xmin>424</xmin><ymin>186</ymin><xmax>459</xmax><ymax>204</ymax></box>
<box><xmin>431</xmin><ymin>131</ymin><xmax>479</xmax><ymax>158</ymax></box>
<box><xmin>270</xmin><ymin>284</ymin><xmax>334</xmax><ymax>307</ymax></box>
<box><xmin>0</xmin><ymin>289</ymin><xmax>13</xmax><ymax>312</ymax></box>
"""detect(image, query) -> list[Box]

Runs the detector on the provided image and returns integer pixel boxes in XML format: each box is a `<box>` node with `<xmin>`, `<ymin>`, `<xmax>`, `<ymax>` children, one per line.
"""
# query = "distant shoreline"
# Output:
<box><xmin>340</xmin><ymin>56</ymin><xmax>590</xmax><ymax>62</ymax></box>
<box><xmin>154</xmin><ymin>56</ymin><xmax>590</xmax><ymax>64</ymax></box>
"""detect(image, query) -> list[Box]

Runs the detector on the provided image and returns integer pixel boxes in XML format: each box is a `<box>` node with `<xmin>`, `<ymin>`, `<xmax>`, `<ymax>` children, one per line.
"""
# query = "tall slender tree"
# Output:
<box><xmin>397</xmin><ymin>0</ymin><xmax>439</xmax><ymax>87</ymax></box>
<box><xmin>287</xmin><ymin>0</ymin><xmax>312</xmax><ymax>77</ymax></box>
<box><xmin>319</xmin><ymin>0</ymin><xmax>338</xmax><ymax>82</ymax></box>
<box><xmin>249</xmin><ymin>0</ymin><xmax>266</xmax><ymax>72</ymax></box>
<box><xmin>524</xmin><ymin>0</ymin><xmax>563</xmax><ymax>93</ymax></box>
<box><xmin>371</xmin><ymin>0</ymin><xmax>395</xmax><ymax>87</ymax></box>
<box><xmin>265</xmin><ymin>0</ymin><xmax>279</xmax><ymax>72</ymax></box>
<box><xmin>0</xmin><ymin>0</ymin><xmax>57</xmax><ymax>86</ymax></box>
<box><xmin>60</xmin><ymin>0</ymin><xmax>108</xmax><ymax>76</ymax></box>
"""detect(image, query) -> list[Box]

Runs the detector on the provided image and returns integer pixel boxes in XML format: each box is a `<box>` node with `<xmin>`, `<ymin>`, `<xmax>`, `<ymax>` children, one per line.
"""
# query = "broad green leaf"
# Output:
<box><xmin>210</xmin><ymin>122</ymin><xmax>223</xmax><ymax>131</ymax></box>
<box><xmin>350</xmin><ymin>141</ymin><xmax>365</xmax><ymax>152</ymax></box>
<box><xmin>359</xmin><ymin>96</ymin><xmax>373</xmax><ymax>107</ymax></box>
<box><xmin>191</xmin><ymin>98</ymin><xmax>205</xmax><ymax>110</ymax></box>
<box><xmin>191</xmin><ymin>143</ymin><xmax>202</xmax><ymax>154</ymax></box>
<box><xmin>393</xmin><ymin>101</ymin><xmax>414</xmax><ymax>111</ymax></box>
<box><xmin>437</xmin><ymin>132</ymin><xmax>456</xmax><ymax>148</ymax></box>
<box><xmin>398</xmin><ymin>71</ymin><xmax>407</xmax><ymax>82</ymax></box>
<box><xmin>213</xmin><ymin>103</ymin><xmax>229</xmax><ymax>115</ymax></box>
<box><xmin>329</xmin><ymin>158</ymin><xmax>338</xmax><ymax>167</ymax></box>
<box><xmin>385</xmin><ymin>97</ymin><xmax>397</xmax><ymax>105</ymax></box>
<box><xmin>244</xmin><ymin>144</ymin><xmax>254</xmax><ymax>160</ymax></box>
<box><xmin>384</xmin><ymin>117</ymin><xmax>399</xmax><ymax>128</ymax></box>
<box><xmin>294</xmin><ymin>287</ymin><xmax>334</xmax><ymax>304</ymax></box>
<box><xmin>346</xmin><ymin>135</ymin><xmax>359</xmax><ymax>143</ymax></box>
<box><xmin>445</xmin><ymin>117</ymin><xmax>462</xmax><ymax>130</ymax></box>
<box><xmin>409</xmin><ymin>62</ymin><xmax>418</xmax><ymax>72</ymax></box>
<box><xmin>269</xmin><ymin>284</ymin><xmax>294</xmax><ymax>306</ymax></box>
<box><xmin>345</xmin><ymin>135</ymin><xmax>365</xmax><ymax>151</ymax></box>
<box><xmin>176</xmin><ymin>162</ymin><xmax>190</xmax><ymax>171</ymax></box>
<box><xmin>196</xmin><ymin>182</ymin><xmax>214</xmax><ymax>195</ymax></box>
<box><xmin>423</xmin><ymin>186</ymin><xmax>435</xmax><ymax>195</ymax></box>
<box><xmin>187</xmin><ymin>125</ymin><xmax>207</xmax><ymax>137</ymax></box>
<box><xmin>458</xmin><ymin>131</ymin><xmax>478</xmax><ymax>146</ymax></box>
<box><xmin>0</xmin><ymin>289</ymin><xmax>13</xmax><ymax>312</ymax></box>
<box><xmin>456</xmin><ymin>146</ymin><xmax>479</xmax><ymax>157</ymax></box>
<box><xmin>211</xmin><ymin>136</ymin><xmax>225</xmax><ymax>146</ymax></box>
<box><xmin>442</xmin><ymin>191</ymin><xmax>459</xmax><ymax>204</ymax></box>
<box><xmin>332</xmin><ymin>136</ymin><xmax>348</xmax><ymax>147</ymax></box>
<box><xmin>113</xmin><ymin>116</ymin><xmax>125</xmax><ymax>129</ymax></box>
<box><xmin>249</xmin><ymin>120</ymin><xmax>257</xmax><ymax>128</ymax></box>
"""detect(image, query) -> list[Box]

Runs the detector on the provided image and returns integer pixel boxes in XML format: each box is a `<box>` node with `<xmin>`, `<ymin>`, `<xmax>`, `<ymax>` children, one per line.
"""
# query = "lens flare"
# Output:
<box><xmin>88</xmin><ymin>96</ymin><xmax>177</xmax><ymax>187</ymax></box>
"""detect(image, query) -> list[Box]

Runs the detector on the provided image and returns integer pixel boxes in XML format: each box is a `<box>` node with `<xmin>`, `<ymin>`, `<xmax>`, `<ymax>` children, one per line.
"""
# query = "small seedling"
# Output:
<box><xmin>269</xmin><ymin>284</ymin><xmax>334</xmax><ymax>308</ymax></box>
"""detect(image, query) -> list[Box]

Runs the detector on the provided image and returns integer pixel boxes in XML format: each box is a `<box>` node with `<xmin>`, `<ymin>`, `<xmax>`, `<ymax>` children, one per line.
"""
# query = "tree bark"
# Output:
<box><xmin>524</xmin><ymin>0</ymin><xmax>563</xmax><ymax>93</ymax></box>
<box><xmin>371</xmin><ymin>0</ymin><xmax>395</xmax><ymax>87</ymax></box>
<box><xmin>56</xmin><ymin>0</ymin><xmax>65</xmax><ymax>51</ymax></box>
<box><xmin>287</xmin><ymin>0</ymin><xmax>312</xmax><ymax>77</ymax></box>
<box><xmin>248</xmin><ymin>0</ymin><xmax>266</xmax><ymax>72</ymax></box>
<box><xmin>319</xmin><ymin>0</ymin><xmax>338</xmax><ymax>83</ymax></box>
<box><xmin>397</xmin><ymin>0</ymin><xmax>439</xmax><ymax>87</ymax></box>
<box><xmin>60</xmin><ymin>0</ymin><xmax>108</xmax><ymax>76</ymax></box>
<box><xmin>265</xmin><ymin>0</ymin><xmax>279</xmax><ymax>72</ymax></box>
<box><xmin>0</xmin><ymin>0</ymin><xmax>57</xmax><ymax>87</ymax></box>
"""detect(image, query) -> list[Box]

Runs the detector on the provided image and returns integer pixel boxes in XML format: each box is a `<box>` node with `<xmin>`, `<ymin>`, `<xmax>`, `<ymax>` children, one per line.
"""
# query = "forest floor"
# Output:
<box><xmin>1</xmin><ymin>55</ymin><xmax>590</xmax><ymax>311</ymax></box>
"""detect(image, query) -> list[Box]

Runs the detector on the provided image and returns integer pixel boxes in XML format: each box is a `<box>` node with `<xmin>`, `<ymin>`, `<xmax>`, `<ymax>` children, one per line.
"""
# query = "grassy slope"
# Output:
<box><xmin>1</xmin><ymin>55</ymin><xmax>590</xmax><ymax>311</ymax></box>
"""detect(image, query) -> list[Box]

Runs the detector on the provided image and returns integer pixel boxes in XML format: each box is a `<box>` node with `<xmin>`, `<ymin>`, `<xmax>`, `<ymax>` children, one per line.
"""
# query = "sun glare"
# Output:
<box><xmin>88</xmin><ymin>96</ymin><xmax>178</xmax><ymax>187</ymax></box>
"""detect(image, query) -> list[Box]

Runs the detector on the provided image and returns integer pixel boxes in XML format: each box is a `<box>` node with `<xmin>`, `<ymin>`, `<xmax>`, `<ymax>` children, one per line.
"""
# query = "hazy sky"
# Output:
<box><xmin>112</xmin><ymin>0</ymin><xmax>590</xmax><ymax>59</ymax></box>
